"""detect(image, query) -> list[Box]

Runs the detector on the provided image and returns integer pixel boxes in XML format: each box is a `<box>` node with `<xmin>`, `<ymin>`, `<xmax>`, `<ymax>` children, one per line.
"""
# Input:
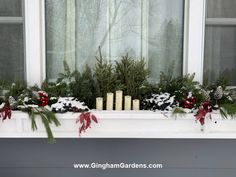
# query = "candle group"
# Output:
<box><xmin>96</xmin><ymin>90</ymin><xmax>140</xmax><ymax>111</ymax></box>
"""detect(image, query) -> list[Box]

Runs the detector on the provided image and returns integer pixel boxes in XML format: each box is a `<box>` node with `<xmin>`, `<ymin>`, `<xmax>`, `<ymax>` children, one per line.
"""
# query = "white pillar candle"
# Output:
<box><xmin>96</xmin><ymin>97</ymin><xmax>103</xmax><ymax>110</ymax></box>
<box><xmin>115</xmin><ymin>90</ymin><xmax>123</xmax><ymax>110</ymax></box>
<box><xmin>106</xmin><ymin>93</ymin><xmax>114</xmax><ymax>110</ymax></box>
<box><xmin>124</xmin><ymin>96</ymin><xmax>132</xmax><ymax>110</ymax></box>
<box><xmin>132</xmin><ymin>99</ymin><xmax>140</xmax><ymax>110</ymax></box>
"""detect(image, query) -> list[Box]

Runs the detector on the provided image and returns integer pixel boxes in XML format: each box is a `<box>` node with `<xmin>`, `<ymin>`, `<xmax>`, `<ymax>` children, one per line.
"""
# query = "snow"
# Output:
<box><xmin>0</xmin><ymin>103</ymin><xmax>4</xmax><ymax>109</ymax></box>
<box><xmin>51</xmin><ymin>97</ymin><xmax>89</xmax><ymax>112</ymax></box>
<box><xmin>142</xmin><ymin>93</ymin><xmax>176</xmax><ymax>111</ymax></box>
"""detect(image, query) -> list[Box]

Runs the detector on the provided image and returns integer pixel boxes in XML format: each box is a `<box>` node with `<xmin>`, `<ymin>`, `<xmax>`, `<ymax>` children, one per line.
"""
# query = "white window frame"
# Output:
<box><xmin>24</xmin><ymin>0</ymin><xmax>46</xmax><ymax>86</ymax></box>
<box><xmin>183</xmin><ymin>0</ymin><xmax>206</xmax><ymax>83</ymax></box>
<box><xmin>24</xmin><ymin>0</ymin><xmax>206</xmax><ymax>86</ymax></box>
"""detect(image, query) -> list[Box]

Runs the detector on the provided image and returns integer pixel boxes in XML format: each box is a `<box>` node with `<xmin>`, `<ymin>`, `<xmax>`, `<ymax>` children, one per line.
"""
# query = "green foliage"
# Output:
<box><xmin>139</xmin><ymin>81</ymin><xmax>160</xmax><ymax>98</ymax></box>
<box><xmin>203</xmin><ymin>75</ymin><xmax>229</xmax><ymax>91</ymax></box>
<box><xmin>203</xmin><ymin>76</ymin><xmax>231</xmax><ymax>105</ymax></box>
<box><xmin>172</xmin><ymin>107</ymin><xmax>187</xmax><ymax>118</ymax></box>
<box><xmin>70</xmin><ymin>65</ymin><xmax>96</xmax><ymax>108</ymax></box>
<box><xmin>172</xmin><ymin>107</ymin><xmax>187</xmax><ymax>114</ymax></box>
<box><xmin>0</xmin><ymin>80</ymin><xmax>11</xmax><ymax>90</ymax></box>
<box><xmin>115</xmin><ymin>54</ymin><xmax>149</xmax><ymax>99</ymax></box>
<box><xmin>42</xmin><ymin>60</ymin><xmax>76</xmax><ymax>98</ymax></box>
<box><xmin>41</xmin><ymin>81</ymin><xmax>70</xmax><ymax>98</ymax></box>
<box><xmin>158</xmin><ymin>67</ymin><xmax>204</xmax><ymax>105</ymax></box>
<box><xmin>24</xmin><ymin>107</ymin><xmax>61</xmax><ymax>144</ymax></box>
<box><xmin>7</xmin><ymin>81</ymin><xmax>27</xmax><ymax>99</ymax></box>
<box><xmin>94</xmin><ymin>46</ymin><xmax>117</xmax><ymax>98</ymax></box>
<box><xmin>159</xmin><ymin>69</ymin><xmax>197</xmax><ymax>96</ymax></box>
<box><xmin>57</xmin><ymin>60</ymin><xmax>77</xmax><ymax>83</ymax></box>
<box><xmin>220</xmin><ymin>104</ymin><xmax>236</xmax><ymax>119</ymax></box>
<box><xmin>43</xmin><ymin>60</ymin><xmax>96</xmax><ymax>108</ymax></box>
<box><xmin>29</xmin><ymin>109</ymin><xmax>37</xmax><ymax>131</ymax></box>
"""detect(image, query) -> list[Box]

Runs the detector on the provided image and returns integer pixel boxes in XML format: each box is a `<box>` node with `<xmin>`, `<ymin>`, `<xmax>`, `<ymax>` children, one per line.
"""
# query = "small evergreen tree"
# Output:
<box><xmin>115</xmin><ymin>54</ymin><xmax>149</xmax><ymax>99</ymax></box>
<box><xmin>94</xmin><ymin>46</ymin><xmax>117</xmax><ymax>98</ymax></box>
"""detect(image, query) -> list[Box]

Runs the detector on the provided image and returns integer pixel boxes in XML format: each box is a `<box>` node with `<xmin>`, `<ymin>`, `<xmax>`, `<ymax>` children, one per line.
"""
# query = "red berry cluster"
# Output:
<box><xmin>38</xmin><ymin>91</ymin><xmax>48</xmax><ymax>107</ymax></box>
<box><xmin>179</xmin><ymin>96</ymin><xmax>196</xmax><ymax>109</ymax></box>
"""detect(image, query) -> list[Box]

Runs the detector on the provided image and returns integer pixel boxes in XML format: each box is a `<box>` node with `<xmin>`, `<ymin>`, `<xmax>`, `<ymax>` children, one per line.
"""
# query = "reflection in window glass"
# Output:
<box><xmin>0</xmin><ymin>0</ymin><xmax>22</xmax><ymax>17</ymax></box>
<box><xmin>0</xmin><ymin>24</ymin><xmax>24</xmax><ymax>81</ymax></box>
<box><xmin>204</xmin><ymin>0</ymin><xmax>236</xmax><ymax>85</ymax></box>
<box><xmin>207</xmin><ymin>0</ymin><xmax>236</xmax><ymax>18</ymax></box>
<box><xmin>204</xmin><ymin>27</ymin><xmax>236</xmax><ymax>85</ymax></box>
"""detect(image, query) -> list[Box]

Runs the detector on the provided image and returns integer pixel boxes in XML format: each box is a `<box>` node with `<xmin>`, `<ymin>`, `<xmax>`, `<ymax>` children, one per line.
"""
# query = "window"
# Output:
<box><xmin>204</xmin><ymin>0</ymin><xmax>236</xmax><ymax>85</ymax></box>
<box><xmin>0</xmin><ymin>0</ymin><xmax>207</xmax><ymax>85</ymax></box>
<box><xmin>45</xmin><ymin>0</ymin><xmax>184</xmax><ymax>82</ymax></box>
<box><xmin>0</xmin><ymin>0</ymin><xmax>24</xmax><ymax>82</ymax></box>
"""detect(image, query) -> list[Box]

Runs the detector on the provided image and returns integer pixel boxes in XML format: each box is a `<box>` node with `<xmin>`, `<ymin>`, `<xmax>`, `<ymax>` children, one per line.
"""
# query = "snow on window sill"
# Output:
<box><xmin>0</xmin><ymin>111</ymin><xmax>236</xmax><ymax>139</ymax></box>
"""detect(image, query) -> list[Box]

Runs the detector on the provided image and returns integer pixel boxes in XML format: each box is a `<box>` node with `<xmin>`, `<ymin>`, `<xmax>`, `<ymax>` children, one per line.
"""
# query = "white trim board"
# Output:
<box><xmin>1</xmin><ymin>111</ymin><xmax>236</xmax><ymax>139</ymax></box>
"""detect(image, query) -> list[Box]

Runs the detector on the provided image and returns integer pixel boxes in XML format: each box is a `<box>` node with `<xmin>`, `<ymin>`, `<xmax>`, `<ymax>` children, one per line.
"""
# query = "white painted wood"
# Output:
<box><xmin>24</xmin><ymin>0</ymin><xmax>44</xmax><ymax>86</ymax></box>
<box><xmin>0</xmin><ymin>111</ymin><xmax>236</xmax><ymax>139</ymax></box>
<box><xmin>40</xmin><ymin>0</ymin><xmax>47</xmax><ymax>81</ymax></box>
<box><xmin>184</xmin><ymin>0</ymin><xmax>206</xmax><ymax>83</ymax></box>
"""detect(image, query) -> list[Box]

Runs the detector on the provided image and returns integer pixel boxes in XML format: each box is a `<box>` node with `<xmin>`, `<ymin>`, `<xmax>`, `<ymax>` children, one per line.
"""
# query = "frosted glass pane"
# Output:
<box><xmin>207</xmin><ymin>0</ymin><xmax>236</xmax><ymax>18</ymax></box>
<box><xmin>148</xmin><ymin>0</ymin><xmax>184</xmax><ymax>82</ymax></box>
<box><xmin>0</xmin><ymin>0</ymin><xmax>22</xmax><ymax>17</ymax></box>
<box><xmin>204</xmin><ymin>26</ymin><xmax>236</xmax><ymax>85</ymax></box>
<box><xmin>0</xmin><ymin>24</ymin><xmax>24</xmax><ymax>81</ymax></box>
<box><xmin>46</xmin><ymin>0</ymin><xmax>67</xmax><ymax>80</ymax></box>
<box><xmin>109</xmin><ymin>0</ymin><xmax>142</xmax><ymax>61</ymax></box>
<box><xmin>46</xmin><ymin>0</ymin><xmax>184</xmax><ymax>81</ymax></box>
<box><xmin>74</xmin><ymin>0</ymin><xmax>108</xmax><ymax>70</ymax></box>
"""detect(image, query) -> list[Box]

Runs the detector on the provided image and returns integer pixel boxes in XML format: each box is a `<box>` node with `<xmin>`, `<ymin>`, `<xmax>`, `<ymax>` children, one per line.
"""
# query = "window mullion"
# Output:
<box><xmin>206</xmin><ymin>18</ymin><xmax>236</xmax><ymax>26</ymax></box>
<box><xmin>184</xmin><ymin>0</ymin><xmax>206</xmax><ymax>83</ymax></box>
<box><xmin>24</xmin><ymin>0</ymin><xmax>44</xmax><ymax>86</ymax></box>
<box><xmin>0</xmin><ymin>17</ymin><xmax>23</xmax><ymax>24</ymax></box>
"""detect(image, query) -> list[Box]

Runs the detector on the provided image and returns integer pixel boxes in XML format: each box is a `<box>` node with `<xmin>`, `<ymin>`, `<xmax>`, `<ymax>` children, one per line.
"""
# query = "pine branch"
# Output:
<box><xmin>219</xmin><ymin>108</ymin><xmax>228</xmax><ymax>119</ymax></box>
<box><xmin>24</xmin><ymin>107</ymin><xmax>60</xmax><ymax>144</ymax></box>
<box><xmin>42</xmin><ymin>107</ymin><xmax>61</xmax><ymax>126</ymax></box>
<box><xmin>39</xmin><ymin>111</ymin><xmax>55</xmax><ymax>144</ymax></box>
<box><xmin>220</xmin><ymin>104</ymin><xmax>236</xmax><ymax>119</ymax></box>
<box><xmin>172</xmin><ymin>107</ymin><xmax>186</xmax><ymax>118</ymax></box>
<box><xmin>29</xmin><ymin>109</ymin><xmax>37</xmax><ymax>131</ymax></box>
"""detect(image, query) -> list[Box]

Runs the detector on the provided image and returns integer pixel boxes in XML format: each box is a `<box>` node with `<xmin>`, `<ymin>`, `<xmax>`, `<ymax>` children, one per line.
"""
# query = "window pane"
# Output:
<box><xmin>0</xmin><ymin>24</ymin><xmax>24</xmax><ymax>81</ymax></box>
<box><xmin>148</xmin><ymin>0</ymin><xmax>184</xmax><ymax>81</ymax></box>
<box><xmin>204</xmin><ymin>26</ymin><xmax>236</xmax><ymax>85</ymax></box>
<box><xmin>0</xmin><ymin>0</ymin><xmax>22</xmax><ymax>17</ymax></box>
<box><xmin>45</xmin><ymin>0</ymin><xmax>184</xmax><ymax>81</ymax></box>
<box><xmin>207</xmin><ymin>0</ymin><xmax>236</xmax><ymax>18</ymax></box>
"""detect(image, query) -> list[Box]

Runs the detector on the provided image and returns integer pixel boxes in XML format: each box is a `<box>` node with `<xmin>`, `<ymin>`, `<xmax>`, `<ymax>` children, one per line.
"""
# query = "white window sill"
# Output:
<box><xmin>0</xmin><ymin>111</ymin><xmax>236</xmax><ymax>139</ymax></box>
